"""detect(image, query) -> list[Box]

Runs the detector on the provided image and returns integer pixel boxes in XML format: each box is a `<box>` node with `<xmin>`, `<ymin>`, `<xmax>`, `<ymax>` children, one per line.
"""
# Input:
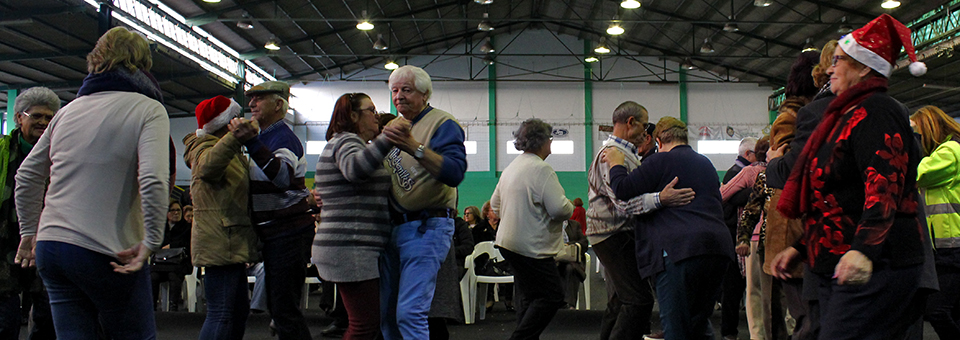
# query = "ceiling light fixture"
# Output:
<box><xmin>881</xmin><ymin>0</ymin><xmax>900</xmax><ymax>9</ymax></box>
<box><xmin>754</xmin><ymin>0</ymin><xmax>772</xmax><ymax>7</ymax></box>
<box><xmin>801</xmin><ymin>38</ymin><xmax>817</xmax><ymax>52</ymax></box>
<box><xmin>723</xmin><ymin>23</ymin><xmax>739</xmax><ymax>32</ymax></box>
<box><xmin>478</xmin><ymin>13</ymin><xmax>494</xmax><ymax>31</ymax></box>
<box><xmin>607</xmin><ymin>22</ymin><xmax>624</xmax><ymax>35</ymax></box>
<box><xmin>357</xmin><ymin>10</ymin><xmax>374</xmax><ymax>31</ymax></box>
<box><xmin>680</xmin><ymin>58</ymin><xmax>695</xmax><ymax>70</ymax></box>
<box><xmin>585</xmin><ymin>55</ymin><xmax>600</xmax><ymax>63</ymax></box>
<box><xmin>203</xmin><ymin>0</ymin><xmax>221</xmax><ymax>3</ymax></box>
<box><xmin>480</xmin><ymin>38</ymin><xmax>495</xmax><ymax>53</ymax></box>
<box><xmin>237</xmin><ymin>21</ymin><xmax>254</xmax><ymax>30</ymax></box>
<box><xmin>595</xmin><ymin>38</ymin><xmax>611</xmax><ymax>54</ymax></box>
<box><xmin>838</xmin><ymin>16</ymin><xmax>853</xmax><ymax>34</ymax></box>
<box><xmin>373</xmin><ymin>34</ymin><xmax>388</xmax><ymax>50</ymax></box>
<box><xmin>264</xmin><ymin>39</ymin><xmax>280</xmax><ymax>50</ymax></box>
<box><xmin>620</xmin><ymin>0</ymin><xmax>641</xmax><ymax>9</ymax></box>
<box><xmin>385</xmin><ymin>60</ymin><xmax>399</xmax><ymax>70</ymax></box>
<box><xmin>700</xmin><ymin>38</ymin><xmax>715</xmax><ymax>54</ymax></box>
<box><xmin>474</xmin><ymin>0</ymin><xmax>493</xmax><ymax>4</ymax></box>
<box><xmin>483</xmin><ymin>56</ymin><xmax>495</xmax><ymax>65</ymax></box>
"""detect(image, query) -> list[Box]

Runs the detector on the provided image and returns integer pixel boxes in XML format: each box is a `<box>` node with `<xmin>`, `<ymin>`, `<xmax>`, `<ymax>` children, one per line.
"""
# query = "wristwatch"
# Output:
<box><xmin>414</xmin><ymin>144</ymin><xmax>426</xmax><ymax>159</ymax></box>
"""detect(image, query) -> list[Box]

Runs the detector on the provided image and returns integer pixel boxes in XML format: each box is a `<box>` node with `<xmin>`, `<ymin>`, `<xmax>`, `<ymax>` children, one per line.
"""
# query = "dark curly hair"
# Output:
<box><xmin>513</xmin><ymin>118</ymin><xmax>553</xmax><ymax>153</ymax></box>
<box><xmin>785</xmin><ymin>51</ymin><xmax>820</xmax><ymax>99</ymax></box>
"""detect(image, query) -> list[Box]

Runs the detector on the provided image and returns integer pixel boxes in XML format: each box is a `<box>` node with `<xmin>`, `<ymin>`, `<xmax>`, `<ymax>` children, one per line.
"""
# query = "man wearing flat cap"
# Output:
<box><xmin>229</xmin><ymin>81</ymin><xmax>313</xmax><ymax>339</ymax></box>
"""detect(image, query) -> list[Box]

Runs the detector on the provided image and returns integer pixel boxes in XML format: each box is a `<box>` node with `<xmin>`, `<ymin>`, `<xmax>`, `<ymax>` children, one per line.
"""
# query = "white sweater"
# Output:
<box><xmin>16</xmin><ymin>91</ymin><xmax>169</xmax><ymax>256</ymax></box>
<box><xmin>492</xmin><ymin>153</ymin><xmax>574</xmax><ymax>258</ymax></box>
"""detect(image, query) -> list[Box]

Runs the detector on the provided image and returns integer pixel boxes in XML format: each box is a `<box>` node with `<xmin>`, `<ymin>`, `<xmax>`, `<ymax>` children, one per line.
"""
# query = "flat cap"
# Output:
<box><xmin>245</xmin><ymin>81</ymin><xmax>290</xmax><ymax>99</ymax></box>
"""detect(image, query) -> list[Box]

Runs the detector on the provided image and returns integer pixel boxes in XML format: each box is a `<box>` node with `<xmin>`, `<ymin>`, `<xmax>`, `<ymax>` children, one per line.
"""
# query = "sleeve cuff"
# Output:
<box><xmin>654</xmin><ymin>192</ymin><xmax>662</xmax><ymax>209</ymax></box>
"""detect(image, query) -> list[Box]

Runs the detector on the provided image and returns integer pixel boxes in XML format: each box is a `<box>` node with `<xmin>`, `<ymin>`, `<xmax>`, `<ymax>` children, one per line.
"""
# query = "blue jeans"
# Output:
<box><xmin>655</xmin><ymin>255</ymin><xmax>728</xmax><ymax>340</ymax></box>
<box><xmin>35</xmin><ymin>241</ymin><xmax>156</xmax><ymax>340</ymax></box>
<box><xmin>262</xmin><ymin>230</ymin><xmax>313</xmax><ymax>340</ymax></box>
<box><xmin>379</xmin><ymin>217</ymin><xmax>454</xmax><ymax>340</ymax></box>
<box><xmin>247</xmin><ymin>262</ymin><xmax>267</xmax><ymax>313</ymax></box>
<box><xmin>200</xmin><ymin>264</ymin><xmax>249</xmax><ymax>340</ymax></box>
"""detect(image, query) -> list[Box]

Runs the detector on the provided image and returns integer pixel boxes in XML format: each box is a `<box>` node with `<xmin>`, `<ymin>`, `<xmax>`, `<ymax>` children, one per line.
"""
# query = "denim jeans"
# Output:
<box><xmin>35</xmin><ymin>240</ymin><xmax>156</xmax><ymax>340</ymax></box>
<box><xmin>925</xmin><ymin>261</ymin><xmax>960</xmax><ymax>338</ymax></box>
<box><xmin>200</xmin><ymin>264</ymin><xmax>249</xmax><ymax>340</ymax></box>
<box><xmin>262</xmin><ymin>230</ymin><xmax>313</xmax><ymax>340</ymax></box>
<box><xmin>592</xmin><ymin>231</ymin><xmax>655</xmax><ymax>339</ymax></box>
<box><xmin>499</xmin><ymin>248</ymin><xmax>566</xmax><ymax>340</ymax></box>
<box><xmin>379</xmin><ymin>217</ymin><xmax>453</xmax><ymax>340</ymax></box>
<box><xmin>655</xmin><ymin>255</ymin><xmax>728</xmax><ymax>340</ymax></box>
<box><xmin>247</xmin><ymin>262</ymin><xmax>267</xmax><ymax>313</ymax></box>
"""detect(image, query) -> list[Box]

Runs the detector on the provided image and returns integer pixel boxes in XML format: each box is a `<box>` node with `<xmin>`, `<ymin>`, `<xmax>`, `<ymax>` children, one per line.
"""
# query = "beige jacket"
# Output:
<box><xmin>183</xmin><ymin>132</ymin><xmax>260</xmax><ymax>266</ymax></box>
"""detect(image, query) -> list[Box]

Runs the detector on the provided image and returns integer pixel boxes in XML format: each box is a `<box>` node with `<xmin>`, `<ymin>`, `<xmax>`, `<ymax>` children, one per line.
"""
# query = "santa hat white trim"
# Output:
<box><xmin>197</xmin><ymin>98</ymin><xmax>241</xmax><ymax>137</ymax></box>
<box><xmin>839</xmin><ymin>34</ymin><xmax>892</xmax><ymax>78</ymax></box>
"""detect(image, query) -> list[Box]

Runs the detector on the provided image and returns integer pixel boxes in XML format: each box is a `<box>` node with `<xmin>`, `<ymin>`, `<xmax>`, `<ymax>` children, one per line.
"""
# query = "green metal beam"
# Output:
<box><xmin>679</xmin><ymin>69</ymin><xmax>688</xmax><ymax>123</ymax></box>
<box><xmin>583</xmin><ymin>40</ymin><xmax>594</xmax><ymax>169</ymax></box>
<box><xmin>6</xmin><ymin>90</ymin><xmax>17</xmax><ymax>135</ymax></box>
<box><xmin>488</xmin><ymin>56</ymin><xmax>497</xmax><ymax>176</ymax></box>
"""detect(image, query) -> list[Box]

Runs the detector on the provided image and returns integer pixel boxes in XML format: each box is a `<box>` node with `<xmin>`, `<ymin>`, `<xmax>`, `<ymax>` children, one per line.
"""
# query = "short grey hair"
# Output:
<box><xmin>15</xmin><ymin>87</ymin><xmax>60</xmax><ymax>114</ymax></box>
<box><xmin>739</xmin><ymin>137</ymin><xmax>758</xmax><ymax>157</ymax></box>
<box><xmin>267</xmin><ymin>93</ymin><xmax>289</xmax><ymax>114</ymax></box>
<box><xmin>513</xmin><ymin>118</ymin><xmax>552</xmax><ymax>153</ymax></box>
<box><xmin>388</xmin><ymin>65</ymin><xmax>433</xmax><ymax>101</ymax></box>
<box><xmin>612</xmin><ymin>101</ymin><xmax>648</xmax><ymax>124</ymax></box>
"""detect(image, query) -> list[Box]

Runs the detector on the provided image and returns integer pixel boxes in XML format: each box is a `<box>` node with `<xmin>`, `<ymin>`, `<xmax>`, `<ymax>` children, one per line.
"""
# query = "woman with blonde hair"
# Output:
<box><xmin>15</xmin><ymin>26</ymin><xmax>168</xmax><ymax>338</ymax></box>
<box><xmin>911</xmin><ymin>105</ymin><xmax>960</xmax><ymax>338</ymax></box>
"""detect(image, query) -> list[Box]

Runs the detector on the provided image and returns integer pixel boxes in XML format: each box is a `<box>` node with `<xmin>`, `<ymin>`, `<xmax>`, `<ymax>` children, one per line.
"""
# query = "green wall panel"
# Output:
<box><xmin>456</xmin><ymin>171</ymin><xmax>589</xmax><ymax>210</ymax></box>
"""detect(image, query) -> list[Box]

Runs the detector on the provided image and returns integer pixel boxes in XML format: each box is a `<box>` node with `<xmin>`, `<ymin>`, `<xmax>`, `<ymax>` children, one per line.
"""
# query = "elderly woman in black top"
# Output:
<box><xmin>771</xmin><ymin>14</ymin><xmax>926</xmax><ymax>339</ymax></box>
<box><xmin>603</xmin><ymin>116</ymin><xmax>733</xmax><ymax>340</ymax></box>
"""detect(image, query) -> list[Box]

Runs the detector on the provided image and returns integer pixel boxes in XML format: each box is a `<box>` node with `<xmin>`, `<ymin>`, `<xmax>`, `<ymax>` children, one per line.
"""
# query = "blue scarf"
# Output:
<box><xmin>76</xmin><ymin>69</ymin><xmax>163</xmax><ymax>104</ymax></box>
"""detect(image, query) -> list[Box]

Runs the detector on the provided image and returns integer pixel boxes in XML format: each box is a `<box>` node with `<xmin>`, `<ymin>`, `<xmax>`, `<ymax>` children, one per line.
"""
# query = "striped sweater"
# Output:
<box><xmin>312</xmin><ymin>132</ymin><xmax>393</xmax><ymax>282</ymax></box>
<box><xmin>243</xmin><ymin>120</ymin><xmax>313</xmax><ymax>238</ymax></box>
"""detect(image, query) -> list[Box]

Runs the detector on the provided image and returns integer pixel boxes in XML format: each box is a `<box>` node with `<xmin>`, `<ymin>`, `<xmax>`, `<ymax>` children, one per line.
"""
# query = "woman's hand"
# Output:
<box><xmin>601</xmin><ymin>148</ymin><xmax>626</xmax><ymax>167</ymax></box>
<box><xmin>771</xmin><ymin>247</ymin><xmax>801</xmax><ymax>280</ymax></box>
<box><xmin>735</xmin><ymin>242</ymin><xmax>750</xmax><ymax>257</ymax></box>
<box><xmin>111</xmin><ymin>243</ymin><xmax>152</xmax><ymax>274</ymax></box>
<box><xmin>15</xmin><ymin>235</ymin><xmax>36</xmax><ymax>268</ymax></box>
<box><xmin>834</xmin><ymin>250</ymin><xmax>872</xmax><ymax>285</ymax></box>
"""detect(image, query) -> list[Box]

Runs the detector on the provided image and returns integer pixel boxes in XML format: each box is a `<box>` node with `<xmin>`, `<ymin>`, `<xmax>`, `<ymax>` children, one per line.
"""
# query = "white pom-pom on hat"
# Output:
<box><xmin>909</xmin><ymin>61</ymin><xmax>927</xmax><ymax>77</ymax></box>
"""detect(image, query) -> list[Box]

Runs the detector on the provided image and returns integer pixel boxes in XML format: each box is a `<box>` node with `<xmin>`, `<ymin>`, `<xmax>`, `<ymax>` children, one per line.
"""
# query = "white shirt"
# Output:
<box><xmin>16</xmin><ymin>91</ymin><xmax>169</xmax><ymax>256</ymax></box>
<box><xmin>492</xmin><ymin>153</ymin><xmax>574</xmax><ymax>258</ymax></box>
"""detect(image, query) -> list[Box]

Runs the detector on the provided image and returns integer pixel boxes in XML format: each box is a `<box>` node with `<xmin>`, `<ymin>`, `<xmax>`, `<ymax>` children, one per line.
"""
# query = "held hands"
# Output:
<box><xmin>659</xmin><ymin>177</ymin><xmax>695</xmax><ymax>207</ymax></box>
<box><xmin>228</xmin><ymin>118</ymin><xmax>259</xmax><ymax>143</ymax></box>
<box><xmin>382</xmin><ymin>118</ymin><xmax>418</xmax><ymax>153</ymax></box>
<box><xmin>771</xmin><ymin>247</ymin><xmax>801</xmax><ymax>280</ymax></box>
<box><xmin>601</xmin><ymin>148</ymin><xmax>626</xmax><ymax>167</ymax></box>
<box><xmin>15</xmin><ymin>235</ymin><xmax>37</xmax><ymax>268</ymax></box>
<box><xmin>111</xmin><ymin>243</ymin><xmax>152</xmax><ymax>274</ymax></box>
<box><xmin>834</xmin><ymin>250</ymin><xmax>872</xmax><ymax>285</ymax></box>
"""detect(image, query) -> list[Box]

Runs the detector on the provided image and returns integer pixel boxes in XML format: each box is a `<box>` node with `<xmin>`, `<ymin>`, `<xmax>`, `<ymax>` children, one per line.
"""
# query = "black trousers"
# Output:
<box><xmin>593</xmin><ymin>231</ymin><xmax>655</xmax><ymax>339</ymax></box>
<box><xmin>499</xmin><ymin>248</ymin><xmax>565</xmax><ymax>340</ymax></box>
<box><xmin>720</xmin><ymin>258</ymin><xmax>746</xmax><ymax>337</ymax></box>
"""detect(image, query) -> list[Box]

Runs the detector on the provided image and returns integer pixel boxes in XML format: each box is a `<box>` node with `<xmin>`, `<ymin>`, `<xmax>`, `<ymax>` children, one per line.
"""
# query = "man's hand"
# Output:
<box><xmin>659</xmin><ymin>177</ymin><xmax>695</xmax><ymax>207</ymax></box>
<box><xmin>382</xmin><ymin>125</ymin><xmax>419</xmax><ymax>154</ymax></box>
<box><xmin>735</xmin><ymin>242</ymin><xmax>750</xmax><ymax>257</ymax></box>
<box><xmin>834</xmin><ymin>250</ymin><xmax>872</xmax><ymax>285</ymax></box>
<box><xmin>601</xmin><ymin>148</ymin><xmax>625</xmax><ymax>167</ymax></box>
<box><xmin>228</xmin><ymin>118</ymin><xmax>259</xmax><ymax>143</ymax></box>
<box><xmin>767</xmin><ymin>143</ymin><xmax>787</xmax><ymax>162</ymax></box>
<box><xmin>111</xmin><ymin>243</ymin><xmax>152</xmax><ymax>274</ymax></box>
<box><xmin>15</xmin><ymin>235</ymin><xmax>37</xmax><ymax>268</ymax></box>
<box><xmin>385</xmin><ymin>116</ymin><xmax>411</xmax><ymax>132</ymax></box>
<box><xmin>771</xmin><ymin>247</ymin><xmax>801</xmax><ymax>280</ymax></box>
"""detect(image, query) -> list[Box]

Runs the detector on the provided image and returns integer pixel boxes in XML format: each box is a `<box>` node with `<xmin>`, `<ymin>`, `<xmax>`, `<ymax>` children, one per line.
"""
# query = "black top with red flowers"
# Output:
<box><xmin>801</xmin><ymin>92</ymin><xmax>923</xmax><ymax>274</ymax></box>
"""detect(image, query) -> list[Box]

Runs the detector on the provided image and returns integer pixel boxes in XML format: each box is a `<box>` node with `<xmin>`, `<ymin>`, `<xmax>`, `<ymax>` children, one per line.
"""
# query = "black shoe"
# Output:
<box><xmin>320</xmin><ymin>323</ymin><xmax>347</xmax><ymax>338</ymax></box>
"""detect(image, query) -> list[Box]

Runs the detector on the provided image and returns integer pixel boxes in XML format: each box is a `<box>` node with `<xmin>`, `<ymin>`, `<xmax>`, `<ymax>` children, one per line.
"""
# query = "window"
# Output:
<box><xmin>696</xmin><ymin>140</ymin><xmax>740</xmax><ymax>154</ymax></box>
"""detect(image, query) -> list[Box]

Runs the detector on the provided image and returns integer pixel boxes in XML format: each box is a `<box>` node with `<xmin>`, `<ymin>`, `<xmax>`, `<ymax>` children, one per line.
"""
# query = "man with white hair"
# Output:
<box><xmin>724</xmin><ymin>137</ymin><xmax>757</xmax><ymax>183</ymax></box>
<box><xmin>378</xmin><ymin>65</ymin><xmax>467</xmax><ymax>339</ymax></box>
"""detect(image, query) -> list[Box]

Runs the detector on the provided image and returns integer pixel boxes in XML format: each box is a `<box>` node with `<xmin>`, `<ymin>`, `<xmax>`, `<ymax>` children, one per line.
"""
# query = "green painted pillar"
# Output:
<box><xmin>679</xmin><ymin>69</ymin><xmax>688</xmax><ymax>123</ymax></box>
<box><xmin>6</xmin><ymin>90</ymin><xmax>17</xmax><ymax>135</ymax></box>
<box><xmin>769</xmin><ymin>109</ymin><xmax>778</xmax><ymax>124</ymax></box>
<box><xmin>488</xmin><ymin>60</ymin><xmax>497</xmax><ymax>176</ymax></box>
<box><xmin>583</xmin><ymin>40</ymin><xmax>594</xmax><ymax>168</ymax></box>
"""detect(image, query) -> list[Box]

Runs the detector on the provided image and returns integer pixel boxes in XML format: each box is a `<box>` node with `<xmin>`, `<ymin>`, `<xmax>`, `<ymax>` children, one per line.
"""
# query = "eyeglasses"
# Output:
<box><xmin>831</xmin><ymin>55</ymin><xmax>850</xmax><ymax>67</ymax></box>
<box><xmin>21</xmin><ymin>111</ymin><xmax>54</xmax><ymax>122</ymax></box>
<box><xmin>357</xmin><ymin>107</ymin><xmax>377</xmax><ymax>115</ymax></box>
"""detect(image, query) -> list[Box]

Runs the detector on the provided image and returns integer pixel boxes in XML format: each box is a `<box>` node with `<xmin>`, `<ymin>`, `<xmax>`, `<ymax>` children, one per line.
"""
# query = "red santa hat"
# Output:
<box><xmin>838</xmin><ymin>13</ymin><xmax>926</xmax><ymax>78</ymax></box>
<box><xmin>195</xmin><ymin>95</ymin><xmax>241</xmax><ymax>137</ymax></box>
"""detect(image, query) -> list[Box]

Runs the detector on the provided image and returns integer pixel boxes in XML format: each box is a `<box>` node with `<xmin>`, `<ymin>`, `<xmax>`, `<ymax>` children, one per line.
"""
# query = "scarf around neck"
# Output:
<box><xmin>777</xmin><ymin>76</ymin><xmax>889</xmax><ymax>219</ymax></box>
<box><xmin>76</xmin><ymin>68</ymin><xmax>164</xmax><ymax>104</ymax></box>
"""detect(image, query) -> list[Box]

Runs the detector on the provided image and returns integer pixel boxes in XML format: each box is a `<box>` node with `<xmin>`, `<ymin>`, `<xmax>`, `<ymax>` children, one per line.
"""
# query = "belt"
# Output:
<box><xmin>390</xmin><ymin>208</ymin><xmax>455</xmax><ymax>226</ymax></box>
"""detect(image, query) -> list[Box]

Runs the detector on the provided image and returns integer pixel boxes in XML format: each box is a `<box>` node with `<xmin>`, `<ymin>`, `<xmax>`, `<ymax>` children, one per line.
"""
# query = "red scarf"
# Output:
<box><xmin>777</xmin><ymin>77</ymin><xmax>888</xmax><ymax>219</ymax></box>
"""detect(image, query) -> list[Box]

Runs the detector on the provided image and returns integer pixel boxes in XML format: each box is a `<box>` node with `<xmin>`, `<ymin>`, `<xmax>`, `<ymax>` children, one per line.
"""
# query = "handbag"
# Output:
<box><xmin>151</xmin><ymin>247</ymin><xmax>187</xmax><ymax>269</ymax></box>
<box><xmin>554</xmin><ymin>243</ymin><xmax>581</xmax><ymax>263</ymax></box>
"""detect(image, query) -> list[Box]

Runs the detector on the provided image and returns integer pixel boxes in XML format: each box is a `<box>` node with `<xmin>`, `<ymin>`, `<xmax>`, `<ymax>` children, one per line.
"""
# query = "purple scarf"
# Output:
<box><xmin>76</xmin><ymin>69</ymin><xmax>163</xmax><ymax>104</ymax></box>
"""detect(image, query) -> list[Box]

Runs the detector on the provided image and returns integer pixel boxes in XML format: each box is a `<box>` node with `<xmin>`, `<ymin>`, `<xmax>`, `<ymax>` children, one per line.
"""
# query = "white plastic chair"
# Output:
<box><xmin>461</xmin><ymin>241</ymin><xmax>514</xmax><ymax>324</ymax></box>
<box><xmin>159</xmin><ymin>266</ymin><xmax>200</xmax><ymax>312</ymax></box>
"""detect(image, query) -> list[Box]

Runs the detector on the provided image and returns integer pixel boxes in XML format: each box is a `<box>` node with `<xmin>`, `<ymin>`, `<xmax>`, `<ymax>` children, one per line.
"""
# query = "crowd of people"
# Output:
<box><xmin>0</xmin><ymin>12</ymin><xmax>956</xmax><ymax>340</ymax></box>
